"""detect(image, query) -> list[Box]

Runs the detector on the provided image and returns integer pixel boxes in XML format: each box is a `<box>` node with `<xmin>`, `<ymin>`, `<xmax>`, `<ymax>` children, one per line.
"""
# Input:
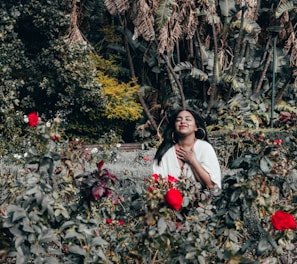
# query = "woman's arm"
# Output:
<box><xmin>176</xmin><ymin>146</ymin><xmax>218</xmax><ymax>189</ymax></box>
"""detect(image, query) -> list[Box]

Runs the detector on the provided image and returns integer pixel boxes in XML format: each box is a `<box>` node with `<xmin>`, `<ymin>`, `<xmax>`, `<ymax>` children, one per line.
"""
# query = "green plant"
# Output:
<box><xmin>0</xmin><ymin>128</ymin><xmax>296</xmax><ymax>263</ymax></box>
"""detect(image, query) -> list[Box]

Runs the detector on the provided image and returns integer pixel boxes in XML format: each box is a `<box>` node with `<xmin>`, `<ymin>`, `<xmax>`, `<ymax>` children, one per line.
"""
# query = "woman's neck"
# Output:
<box><xmin>177</xmin><ymin>135</ymin><xmax>197</xmax><ymax>149</ymax></box>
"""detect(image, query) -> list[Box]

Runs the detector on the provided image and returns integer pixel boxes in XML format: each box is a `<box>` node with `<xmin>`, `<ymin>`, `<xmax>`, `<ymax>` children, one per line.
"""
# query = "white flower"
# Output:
<box><xmin>23</xmin><ymin>152</ymin><xmax>28</xmax><ymax>158</ymax></box>
<box><xmin>23</xmin><ymin>115</ymin><xmax>28</xmax><ymax>123</ymax></box>
<box><xmin>13</xmin><ymin>154</ymin><xmax>22</xmax><ymax>159</ymax></box>
<box><xmin>46</xmin><ymin>121</ymin><xmax>51</xmax><ymax>127</ymax></box>
<box><xmin>91</xmin><ymin>148</ymin><xmax>98</xmax><ymax>154</ymax></box>
<box><xmin>116</xmin><ymin>143</ymin><xmax>122</xmax><ymax>148</ymax></box>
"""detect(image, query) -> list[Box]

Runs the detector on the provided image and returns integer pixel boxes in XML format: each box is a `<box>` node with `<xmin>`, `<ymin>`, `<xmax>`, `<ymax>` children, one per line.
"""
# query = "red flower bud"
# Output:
<box><xmin>165</xmin><ymin>188</ymin><xmax>183</xmax><ymax>210</ymax></box>
<box><xmin>28</xmin><ymin>112</ymin><xmax>39</xmax><ymax>127</ymax></box>
<box><xmin>152</xmin><ymin>173</ymin><xmax>159</xmax><ymax>182</ymax></box>
<box><xmin>273</xmin><ymin>139</ymin><xmax>282</xmax><ymax>145</ymax></box>
<box><xmin>271</xmin><ymin>210</ymin><xmax>296</xmax><ymax>231</ymax></box>
<box><xmin>167</xmin><ymin>175</ymin><xmax>178</xmax><ymax>183</ymax></box>
<box><xmin>92</xmin><ymin>185</ymin><xmax>104</xmax><ymax>200</ymax></box>
<box><xmin>148</xmin><ymin>186</ymin><xmax>154</xmax><ymax>192</ymax></box>
<box><xmin>106</xmin><ymin>219</ymin><xmax>112</xmax><ymax>224</ymax></box>
<box><xmin>97</xmin><ymin>160</ymin><xmax>104</xmax><ymax>170</ymax></box>
<box><xmin>144</xmin><ymin>156</ymin><xmax>151</xmax><ymax>161</ymax></box>
<box><xmin>118</xmin><ymin>220</ymin><xmax>124</xmax><ymax>225</ymax></box>
<box><xmin>52</xmin><ymin>135</ymin><xmax>59</xmax><ymax>141</ymax></box>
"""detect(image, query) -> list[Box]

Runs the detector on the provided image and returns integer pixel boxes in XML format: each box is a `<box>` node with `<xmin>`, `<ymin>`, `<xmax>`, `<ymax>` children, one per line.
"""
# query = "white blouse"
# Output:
<box><xmin>153</xmin><ymin>140</ymin><xmax>222</xmax><ymax>189</ymax></box>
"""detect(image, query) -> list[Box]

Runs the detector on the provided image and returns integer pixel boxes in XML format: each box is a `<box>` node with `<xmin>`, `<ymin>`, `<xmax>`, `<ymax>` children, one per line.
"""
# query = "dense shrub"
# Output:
<box><xmin>0</xmin><ymin>123</ymin><xmax>296</xmax><ymax>263</ymax></box>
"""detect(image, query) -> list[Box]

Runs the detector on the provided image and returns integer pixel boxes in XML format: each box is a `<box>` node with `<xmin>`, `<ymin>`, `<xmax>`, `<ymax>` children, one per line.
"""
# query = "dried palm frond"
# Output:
<box><xmin>287</xmin><ymin>34</ymin><xmax>297</xmax><ymax>67</ymax></box>
<box><xmin>275</xmin><ymin>101</ymin><xmax>297</xmax><ymax>114</ymax></box>
<box><xmin>230</xmin><ymin>18</ymin><xmax>261</xmax><ymax>35</ymax></box>
<box><xmin>169</xmin><ymin>20</ymin><xmax>182</xmax><ymax>47</ymax></box>
<box><xmin>65</xmin><ymin>3</ymin><xmax>86</xmax><ymax>46</ymax></box>
<box><xmin>275</xmin><ymin>1</ymin><xmax>295</xmax><ymax>19</ymax></box>
<box><xmin>156</xmin><ymin>0</ymin><xmax>175</xmax><ymax>27</ymax></box>
<box><xmin>158</xmin><ymin>24</ymin><xmax>169</xmax><ymax>54</ymax></box>
<box><xmin>157</xmin><ymin>2</ymin><xmax>182</xmax><ymax>53</ymax></box>
<box><xmin>184</xmin><ymin>7</ymin><xmax>199</xmax><ymax>39</ymax></box>
<box><xmin>217</xmin><ymin>44</ymin><xmax>233</xmax><ymax>72</ymax></box>
<box><xmin>104</xmin><ymin>0</ymin><xmax>130</xmax><ymax>16</ymax></box>
<box><xmin>132</xmin><ymin>0</ymin><xmax>155</xmax><ymax>41</ymax></box>
<box><xmin>177</xmin><ymin>0</ymin><xmax>199</xmax><ymax>40</ymax></box>
<box><xmin>173</xmin><ymin>61</ymin><xmax>208</xmax><ymax>81</ymax></box>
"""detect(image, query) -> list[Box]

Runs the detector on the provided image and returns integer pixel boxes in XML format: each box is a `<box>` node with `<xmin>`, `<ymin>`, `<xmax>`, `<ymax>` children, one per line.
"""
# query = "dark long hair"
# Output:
<box><xmin>154</xmin><ymin>108</ymin><xmax>209</xmax><ymax>165</ymax></box>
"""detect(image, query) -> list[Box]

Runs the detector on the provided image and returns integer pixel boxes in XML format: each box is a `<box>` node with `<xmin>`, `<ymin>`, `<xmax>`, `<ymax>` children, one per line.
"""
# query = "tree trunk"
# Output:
<box><xmin>121</xmin><ymin>18</ymin><xmax>159</xmax><ymax>134</ymax></box>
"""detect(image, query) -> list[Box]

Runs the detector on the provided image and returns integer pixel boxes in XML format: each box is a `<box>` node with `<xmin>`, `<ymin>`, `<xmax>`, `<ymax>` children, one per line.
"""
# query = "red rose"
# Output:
<box><xmin>118</xmin><ymin>220</ymin><xmax>124</xmax><ymax>225</ymax></box>
<box><xmin>167</xmin><ymin>175</ymin><xmax>178</xmax><ymax>183</ymax></box>
<box><xmin>144</xmin><ymin>156</ymin><xmax>151</xmax><ymax>161</ymax></box>
<box><xmin>271</xmin><ymin>210</ymin><xmax>296</xmax><ymax>231</ymax></box>
<box><xmin>28</xmin><ymin>112</ymin><xmax>39</xmax><ymax>127</ymax></box>
<box><xmin>165</xmin><ymin>188</ymin><xmax>183</xmax><ymax>210</ymax></box>
<box><xmin>148</xmin><ymin>185</ymin><xmax>154</xmax><ymax>192</ymax></box>
<box><xmin>152</xmin><ymin>173</ymin><xmax>159</xmax><ymax>182</ymax></box>
<box><xmin>92</xmin><ymin>185</ymin><xmax>104</xmax><ymax>200</ymax></box>
<box><xmin>273</xmin><ymin>139</ymin><xmax>282</xmax><ymax>145</ymax></box>
<box><xmin>97</xmin><ymin>160</ymin><xmax>104</xmax><ymax>170</ymax></box>
<box><xmin>52</xmin><ymin>135</ymin><xmax>59</xmax><ymax>141</ymax></box>
<box><xmin>106</xmin><ymin>219</ymin><xmax>112</xmax><ymax>224</ymax></box>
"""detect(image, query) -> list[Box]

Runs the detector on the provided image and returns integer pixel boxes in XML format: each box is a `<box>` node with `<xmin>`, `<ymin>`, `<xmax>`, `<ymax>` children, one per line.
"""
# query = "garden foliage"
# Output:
<box><xmin>0</xmin><ymin>119</ymin><xmax>296</xmax><ymax>263</ymax></box>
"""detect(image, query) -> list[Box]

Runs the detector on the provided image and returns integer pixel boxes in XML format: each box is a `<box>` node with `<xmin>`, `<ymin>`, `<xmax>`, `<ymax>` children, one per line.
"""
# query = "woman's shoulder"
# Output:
<box><xmin>158</xmin><ymin>145</ymin><xmax>176</xmax><ymax>162</ymax></box>
<box><xmin>194</xmin><ymin>139</ymin><xmax>215</xmax><ymax>150</ymax></box>
<box><xmin>164</xmin><ymin>144</ymin><xmax>176</xmax><ymax>154</ymax></box>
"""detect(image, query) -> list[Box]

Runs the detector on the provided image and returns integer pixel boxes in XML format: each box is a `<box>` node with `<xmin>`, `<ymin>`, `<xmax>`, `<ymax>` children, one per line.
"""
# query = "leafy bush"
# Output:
<box><xmin>0</xmin><ymin>124</ymin><xmax>296</xmax><ymax>263</ymax></box>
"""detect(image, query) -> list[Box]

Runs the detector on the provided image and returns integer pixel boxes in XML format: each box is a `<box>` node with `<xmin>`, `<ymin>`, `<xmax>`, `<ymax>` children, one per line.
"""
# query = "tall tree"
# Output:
<box><xmin>102</xmin><ymin>0</ymin><xmax>297</xmax><ymax>133</ymax></box>
<box><xmin>0</xmin><ymin>0</ymin><xmax>106</xmax><ymax>147</ymax></box>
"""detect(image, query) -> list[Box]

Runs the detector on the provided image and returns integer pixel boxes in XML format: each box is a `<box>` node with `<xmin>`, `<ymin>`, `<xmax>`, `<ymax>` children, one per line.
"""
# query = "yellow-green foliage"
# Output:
<box><xmin>91</xmin><ymin>54</ymin><xmax>142</xmax><ymax>121</ymax></box>
<box><xmin>97</xmin><ymin>74</ymin><xmax>142</xmax><ymax>121</ymax></box>
<box><xmin>90</xmin><ymin>54</ymin><xmax>119</xmax><ymax>76</ymax></box>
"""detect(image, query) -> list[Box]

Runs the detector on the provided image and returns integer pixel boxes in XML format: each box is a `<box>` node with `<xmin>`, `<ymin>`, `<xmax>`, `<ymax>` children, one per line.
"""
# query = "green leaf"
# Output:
<box><xmin>65</xmin><ymin>231</ymin><xmax>85</xmax><ymax>240</ymax></box>
<box><xmin>230</xmin><ymin>189</ymin><xmax>241</xmax><ymax>203</ymax></box>
<box><xmin>43</xmin><ymin>256</ymin><xmax>61</xmax><ymax>264</ymax></box>
<box><xmin>7</xmin><ymin>205</ymin><xmax>22</xmax><ymax>214</ymax></box>
<box><xmin>50</xmin><ymin>152</ymin><xmax>60</xmax><ymax>161</ymax></box>
<box><xmin>22</xmin><ymin>222</ymin><xmax>34</xmax><ymax>233</ymax></box>
<box><xmin>228</xmin><ymin>206</ymin><xmax>240</xmax><ymax>220</ymax></box>
<box><xmin>68</xmin><ymin>245</ymin><xmax>87</xmax><ymax>256</ymax></box>
<box><xmin>198</xmin><ymin>255</ymin><xmax>206</xmax><ymax>264</ymax></box>
<box><xmin>157</xmin><ymin>217</ymin><xmax>167</xmax><ymax>235</ymax></box>
<box><xmin>31</xmin><ymin>244</ymin><xmax>46</xmax><ymax>255</ymax></box>
<box><xmin>25</xmin><ymin>186</ymin><xmax>40</xmax><ymax>195</ymax></box>
<box><xmin>156</xmin><ymin>0</ymin><xmax>174</xmax><ymax>27</ymax></box>
<box><xmin>15</xmin><ymin>236</ymin><xmax>25</xmax><ymax>248</ymax></box>
<box><xmin>260</xmin><ymin>156</ymin><xmax>273</xmax><ymax>173</ymax></box>
<box><xmin>39</xmin><ymin>229</ymin><xmax>56</xmax><ymax>243</ymax></box>
<box><xmin>275</xmin><ymin>1</ymin><xmax>295</xmax><ymax>18</ymax></box>
<box><xmin>12</xmin><ymin>210</ymin><xmax>26</xmax><ymax>222</ymax></box>
<box><xmin>182</xmin><ymin>196</ymin><xmax>190</xmax><ymax>207</ymax></box>
<box><xmin>185</xmin><ymin>251</ymin><xmax>196</xmax><ymax>259</ymax></box>
<box><xmin>256</xmin><ymin>237</ymin><xmax>272</xmax><ymax>256</ymax></box>
<box><xmin>59</xmin><ymin>221</ymin><xmax>76</xmax><ymax>231</ymax></box>
<box><xmin>91</xmin><ymin>237</ymin><xmax>109</xmax><ymax>247</ymax></box>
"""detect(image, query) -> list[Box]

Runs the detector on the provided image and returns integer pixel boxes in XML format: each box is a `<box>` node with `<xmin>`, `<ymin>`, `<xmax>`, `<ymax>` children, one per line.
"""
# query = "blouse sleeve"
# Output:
<box><xmin>152</xmin><ymin>147</ymin><xmax>181</xmax><ymax>179</ymax></box>
<box><xmin>195</xmin><ymin>141</ymin><xmax>222</xmax><ymax>189</ymax></box>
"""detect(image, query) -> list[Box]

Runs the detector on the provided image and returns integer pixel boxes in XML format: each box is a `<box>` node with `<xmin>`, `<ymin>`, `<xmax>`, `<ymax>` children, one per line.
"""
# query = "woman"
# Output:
<box><xmin>153</xmin><ymin>108</ymin><xmax>221</xmax><ymax>189</ymax></box>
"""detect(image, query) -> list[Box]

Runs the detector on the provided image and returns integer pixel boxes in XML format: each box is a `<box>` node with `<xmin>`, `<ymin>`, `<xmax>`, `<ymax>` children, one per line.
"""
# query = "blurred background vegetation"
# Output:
<box><xmin>1</xmin><ymin>0</ymin><xmax>297</xmax><ymax>152</ymax></box>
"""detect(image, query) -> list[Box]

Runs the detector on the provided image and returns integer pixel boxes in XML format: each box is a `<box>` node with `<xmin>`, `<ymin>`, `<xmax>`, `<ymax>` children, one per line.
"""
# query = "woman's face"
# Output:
<box><xmin>174</xmin><ymin>110</ymin><xmax>198</xmax><ymax>136</ymax></box>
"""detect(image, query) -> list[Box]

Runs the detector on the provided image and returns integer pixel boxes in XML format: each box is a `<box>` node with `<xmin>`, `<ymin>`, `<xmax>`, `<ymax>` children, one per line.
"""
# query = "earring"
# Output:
<box><xmin>172</xmin><ymin>132</ymin><xmax>176</xmax><ymax>143</ymax></box>
<box><xmin>196</xmin><ymin>128</ymin><xmax>206</xmax><ymax>140</ymax></box>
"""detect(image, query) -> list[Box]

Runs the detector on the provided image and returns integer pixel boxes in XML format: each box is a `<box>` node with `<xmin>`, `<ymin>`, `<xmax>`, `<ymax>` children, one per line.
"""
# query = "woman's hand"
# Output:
<box><xmin>176</xmin><ymin>146</ymin><xmax>214</xmax><ymax>189</ymax></box>
<box><xmin>176</xmin><ymin>147</ymin><xmax>196</xmax><ymax>165</ymax></box>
